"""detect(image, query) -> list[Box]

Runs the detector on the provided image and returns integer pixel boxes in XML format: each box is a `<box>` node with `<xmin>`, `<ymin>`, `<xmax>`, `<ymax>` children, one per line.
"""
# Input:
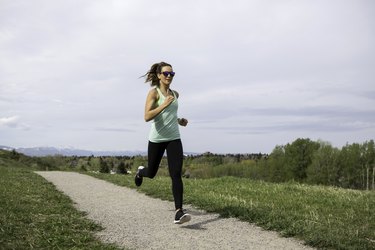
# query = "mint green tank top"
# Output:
<box><xmin>149</xmin><ymin>87</ymin><xmax>180</xmax><ymax>143</ymax></box>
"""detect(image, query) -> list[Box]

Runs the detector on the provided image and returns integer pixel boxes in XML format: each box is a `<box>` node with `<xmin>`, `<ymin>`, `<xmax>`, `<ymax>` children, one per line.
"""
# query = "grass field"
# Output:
<box><xmin>88</xmin><ymin>172</ymin><xmax>375</xmax><ymax>250</ymax></box>
<box><xmin>0</xmin><ymin>165</ymin><xmax>120</xmax><ymax>250</ymax></box>
<box><xmin>1</xmin><ymin>146</ymin><xmax>374</xmax><ymax>250</ymax></box>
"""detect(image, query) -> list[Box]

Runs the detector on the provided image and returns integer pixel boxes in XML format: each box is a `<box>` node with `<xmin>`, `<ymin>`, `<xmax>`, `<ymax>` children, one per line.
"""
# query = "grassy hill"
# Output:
<box><xmin>89</xmin><ymin>172</ymin><xmax>375</xmax><ymax>249</ymax></box>
<box><xmin>1</xmin><ymin>149</ymin><xmax>374</xmax><ymax>249</ymax></box>
<box><xmin>0</xmin><ymin>150</ymin><xmax>120</xmax><ymax>249</ymax></box>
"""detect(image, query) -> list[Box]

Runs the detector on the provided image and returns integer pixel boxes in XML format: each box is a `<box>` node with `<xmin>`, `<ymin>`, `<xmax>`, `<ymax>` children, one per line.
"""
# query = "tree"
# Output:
<box><xmin>362</xmin><ymin>140</ymin><xmax>375</xmax><ymax>190</ymax></box>
<box><xmin>307</xmin><ymin>141</ymin><xmax>340</xmax><ymax>186</ymax></box>
<box><xmin>284</xmin><ymin>138</ymin><xmax>320</xmax><ymax>181</ymax></box>
<box><xmin>117</xmin><ymin>162</ymin><xmax>127</xmax><ymax>174</ymax></box>
<box><xmin>99</xmin><ymin>157</ymin><xmax>110</xmax><ymax>173</ymax></box>
<box><xmin>338</xmin><ymin>143</ymin><xmax>363</xmax><ymax>189</ymax></box>
<box><xmin>267</xmin><ymin>145</ymin><xmax>287</xmax><ymax>182</ymax></box>
<box><xmin>10</xmin><ymin>149</ymin><xmax>20</xmax><ymax>160</ymax></box>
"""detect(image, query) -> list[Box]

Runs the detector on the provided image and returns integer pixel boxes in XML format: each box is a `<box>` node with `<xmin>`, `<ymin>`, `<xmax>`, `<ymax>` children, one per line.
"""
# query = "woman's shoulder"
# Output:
<box><xmin>148</xmin><ymin>87</ymin><xmax>158</xmax><ymax>95</ymax></box>
<box><xmin>147</xmin><ymin>87</ymin><xmax>159</xmax><ymax>100</ymax></box>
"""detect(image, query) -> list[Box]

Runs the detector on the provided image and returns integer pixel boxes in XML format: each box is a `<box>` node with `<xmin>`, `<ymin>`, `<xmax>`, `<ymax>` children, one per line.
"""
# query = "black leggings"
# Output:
<box><xmin>139</xmin><ymin>139</ymin><xmax>184</xmax><ymax>210</ymax></box>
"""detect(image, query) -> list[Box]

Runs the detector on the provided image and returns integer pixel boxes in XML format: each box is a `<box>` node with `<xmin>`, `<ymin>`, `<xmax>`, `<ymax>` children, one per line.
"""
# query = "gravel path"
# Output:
<box><xmin>36</xmin><ymin>171</ymin><xmax>314</xmax><ymax>250</ymax></box>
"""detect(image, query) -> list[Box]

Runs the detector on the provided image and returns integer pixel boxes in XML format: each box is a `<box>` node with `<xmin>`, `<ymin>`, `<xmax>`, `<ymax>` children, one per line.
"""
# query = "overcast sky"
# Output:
<box><xmin>1</xmin><ymin>0</ymin><xmax>374</xmax><ymax>154</ymax></box>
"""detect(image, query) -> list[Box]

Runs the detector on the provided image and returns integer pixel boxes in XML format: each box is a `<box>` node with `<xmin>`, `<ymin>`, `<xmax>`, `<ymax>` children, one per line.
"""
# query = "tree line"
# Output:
<box><xmin>181</xmin><ymin>138</ymin><xmax>375</xmax><ymax>190</ymax></box>
<box><xmin>2</xmin><ymin>138</ymin><xmax>374</xmax><ymax>191</ymax></box>
<box><xmin>242</xmin><ymin>138</ymin><xmax>374</xmax><ymax>190</ymax></box>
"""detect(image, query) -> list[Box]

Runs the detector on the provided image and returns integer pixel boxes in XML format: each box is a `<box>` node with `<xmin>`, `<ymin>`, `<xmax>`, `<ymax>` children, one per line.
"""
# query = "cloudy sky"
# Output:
<box><xmin>1</xmin><ymin>0</ymin><xmax>374</xmax><ymax>154</ymax></box>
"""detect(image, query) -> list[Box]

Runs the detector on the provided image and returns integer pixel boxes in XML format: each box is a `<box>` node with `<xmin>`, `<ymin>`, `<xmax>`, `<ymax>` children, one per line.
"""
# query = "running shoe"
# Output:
<box><xmin>134</xmin><ymin>166</ymin><xmax>144</xmax><ymax>187</ymax></box>
<box><xmin>174</xmin><ymin>209</ymin><xmax>191</xmax><ymax>224</ymax></box>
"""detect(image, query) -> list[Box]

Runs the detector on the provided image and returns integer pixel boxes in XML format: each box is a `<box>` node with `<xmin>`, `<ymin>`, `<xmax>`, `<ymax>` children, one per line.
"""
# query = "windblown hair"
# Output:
<box><xmin>142</xmin><ymin>62</ymin><xmax>172</xmax><ymax>87</ymax></box>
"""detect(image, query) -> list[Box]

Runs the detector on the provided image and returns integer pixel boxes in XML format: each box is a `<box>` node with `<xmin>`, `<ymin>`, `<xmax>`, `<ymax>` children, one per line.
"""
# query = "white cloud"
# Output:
<box><xmin>0</xmin><ymin>116</ymin><xmax>19</xmax><ymax>128</ymax></box>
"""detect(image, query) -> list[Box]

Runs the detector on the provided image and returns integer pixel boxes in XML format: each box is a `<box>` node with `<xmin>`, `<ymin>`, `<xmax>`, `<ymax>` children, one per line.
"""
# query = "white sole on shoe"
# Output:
<box><xmin>174</xmin><ymin>214</ymin><xmax>191</xmax><ymax>224</ymax></box>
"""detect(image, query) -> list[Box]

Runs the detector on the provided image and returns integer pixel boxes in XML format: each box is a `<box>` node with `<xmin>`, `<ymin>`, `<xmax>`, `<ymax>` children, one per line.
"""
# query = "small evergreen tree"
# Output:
<box><xmin>99</xmin><ymin>157</ymin><xmax>110</xmax><ymax>173</ymax></box>
<box><xmin>117</xmin><ymin>162</ymin><xmax>127</xmax><ymax>174</ymax></box>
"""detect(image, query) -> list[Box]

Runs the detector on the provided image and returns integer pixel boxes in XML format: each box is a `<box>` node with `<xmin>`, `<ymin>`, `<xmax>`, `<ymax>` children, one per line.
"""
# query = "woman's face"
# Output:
<box><xmin>158</xmin><ymin>66</ymin><xmax>174</xmax><ymax>86</ymax></box>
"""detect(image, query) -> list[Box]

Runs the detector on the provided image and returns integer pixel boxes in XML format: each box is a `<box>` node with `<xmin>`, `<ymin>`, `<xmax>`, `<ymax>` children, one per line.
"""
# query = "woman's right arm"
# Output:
<box><xmin>144</xmin><ymin>89</ymin><xmax>174</xmax><ymax>122</ymax></box>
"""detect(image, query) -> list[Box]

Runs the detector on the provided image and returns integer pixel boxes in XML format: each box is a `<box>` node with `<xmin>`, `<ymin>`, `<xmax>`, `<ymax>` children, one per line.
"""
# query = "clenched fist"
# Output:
<box><xmin>163</xmin><ymin>95</ymin><xmax>175</xmax><ymax>107</ymax></box>
<box><xmin>178</xmin><ymin>118</ymin><xmax>188</xmax><ymax>127</ymax></box>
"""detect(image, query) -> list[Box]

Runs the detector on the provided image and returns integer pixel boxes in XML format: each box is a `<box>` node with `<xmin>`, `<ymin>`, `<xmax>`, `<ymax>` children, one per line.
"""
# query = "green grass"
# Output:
<box><xmin>2</xmin><ymin>143</ymin><xmax>373</xmax><ymax>250</ymax></box>
<box><xmin>87</xmin><ymin>172</ymin><xmax>375</xmax><ymax>250</ymax></box>
<box><xmin>0</xmin><ymin>165</ymin><xmax>121</xmax><ymax>250</ymax></box>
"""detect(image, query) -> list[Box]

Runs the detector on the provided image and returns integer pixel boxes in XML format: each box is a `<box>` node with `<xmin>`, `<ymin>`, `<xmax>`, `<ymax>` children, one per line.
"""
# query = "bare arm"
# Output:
<box><xmin>172</xmin><ymin>90</ymin><xmax>188</xmax><ymax>126</ymax></box>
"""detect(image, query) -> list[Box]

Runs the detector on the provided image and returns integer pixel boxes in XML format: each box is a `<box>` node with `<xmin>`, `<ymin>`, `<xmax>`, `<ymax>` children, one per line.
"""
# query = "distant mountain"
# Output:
<box><xmin>1</xmin><ymin>145</ymin><xmax>202</xmax><ymax>157</ymax></box>
<box><xmin>2</xmin><ymin>146</ymin><xmax>147</xmax><ymax>157</ymax></box>
<box><xmin>0</xmin><ymin>145</ymin><xmax>14</xmax><ymax>151</ymax></box>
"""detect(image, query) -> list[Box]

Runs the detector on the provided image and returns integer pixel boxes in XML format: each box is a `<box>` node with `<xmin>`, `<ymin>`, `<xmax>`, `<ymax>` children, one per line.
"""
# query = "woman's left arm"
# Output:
<box><xmin>174</xmin><ymin>90</ymin><xmax>188</xmax><ymax>126</ymax></box>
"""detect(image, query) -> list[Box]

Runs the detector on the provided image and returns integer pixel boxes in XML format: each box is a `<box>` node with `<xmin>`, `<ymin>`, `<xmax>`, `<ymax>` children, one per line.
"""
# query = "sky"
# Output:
<box><xmin>1</xmin><ymin>0</ymin><xmax>374</xmax><ymax>154</ymax></box>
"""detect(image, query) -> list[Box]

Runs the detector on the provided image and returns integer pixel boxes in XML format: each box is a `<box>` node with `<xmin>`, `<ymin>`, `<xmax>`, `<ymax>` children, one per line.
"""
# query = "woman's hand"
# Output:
<box><xmin>178</xmin><ymin>118</ymin><xmax>188</xmax><ymax>127</ymax></box>
<box><xmin>162</xmin><ymin>95</ymin><xmax>175</xmax><ymax>108</ymax></box>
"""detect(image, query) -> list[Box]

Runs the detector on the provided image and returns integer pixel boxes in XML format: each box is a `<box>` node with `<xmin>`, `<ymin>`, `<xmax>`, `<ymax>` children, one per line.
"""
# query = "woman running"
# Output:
<box><xmin>135</xmin><ymin>61</ymin><xmax>191</xmax><ymax>224</ymax></box>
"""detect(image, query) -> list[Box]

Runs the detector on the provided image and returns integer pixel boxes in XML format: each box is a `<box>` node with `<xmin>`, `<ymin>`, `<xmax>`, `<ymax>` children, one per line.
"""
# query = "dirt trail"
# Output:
<box><xmin>36</xmin><ymin>171</ymin><xmax>314</xmax><ymax>250</ymax></box>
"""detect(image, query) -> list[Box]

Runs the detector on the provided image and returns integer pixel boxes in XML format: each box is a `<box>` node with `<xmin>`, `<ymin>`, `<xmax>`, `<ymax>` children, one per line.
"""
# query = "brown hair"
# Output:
<box><xmin>142</xmin><ymin>62</ymin><xmax>172</xmax><ymax>87</ymax></box>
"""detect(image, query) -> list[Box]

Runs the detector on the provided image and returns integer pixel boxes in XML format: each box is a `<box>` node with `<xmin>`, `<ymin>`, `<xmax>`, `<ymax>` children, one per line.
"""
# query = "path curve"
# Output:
<box><xmin>36</xmin><ymin>171</ymin><xmax>314</xmax><ymax>250</ymax></box>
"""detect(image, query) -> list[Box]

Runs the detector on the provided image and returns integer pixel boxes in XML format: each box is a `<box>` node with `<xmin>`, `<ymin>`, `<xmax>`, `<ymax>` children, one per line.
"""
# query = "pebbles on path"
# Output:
<box><xmin>36</xmin><ymin>171</ymin><xmax>314</xmax><ymax>250</ymax></box>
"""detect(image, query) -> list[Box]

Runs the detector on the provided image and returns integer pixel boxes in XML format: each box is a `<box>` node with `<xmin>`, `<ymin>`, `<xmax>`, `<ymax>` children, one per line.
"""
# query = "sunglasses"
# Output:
<box><xmin>161</xmin><ymin>71</ymin><xmax>175</xmax><ymax>77</ymax></box>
